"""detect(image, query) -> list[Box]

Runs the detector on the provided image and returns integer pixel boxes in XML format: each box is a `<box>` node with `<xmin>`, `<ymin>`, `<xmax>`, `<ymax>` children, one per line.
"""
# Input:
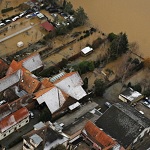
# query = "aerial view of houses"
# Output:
<box><xmin>0</xmin><ymin>0</ymin><xmax>150</xmax><ymax>150</ymax></box>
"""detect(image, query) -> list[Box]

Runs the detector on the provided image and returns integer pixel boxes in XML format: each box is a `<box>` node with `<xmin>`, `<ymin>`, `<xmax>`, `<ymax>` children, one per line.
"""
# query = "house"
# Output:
<box><xmin>0</xmin><ymin>107</ymin><xmax>29</xmax><ymax>140</ymax></box>
<box><xmin>0</xmin><ymin>59</ymin><xmax>8</xmax><ymax>78</ymax></box>
<box><xmin>54</xmin><ymin>72</ymin><xmax>87</xmax><ymax>100</ymax></box>
<box><xmin>81</xmin><ymin>46</ymin><xmax>93</xmax><ymax>56</ymax></box>
<box><xmin>40</xmin><ymin>21</ymin><xmax>54</xmax><ymax>32</ymax></box>
<box><xmin>19</xmin><ymin>68</ymin><xmax>41</xmax><ymax>94</ymax></box>
<box><xmin>119</xmin><ymin>88</ymin><xmax>144</xmax><ymax>104</ymax></box>
<box><xmin>34</xmin><ymin>86</ymin><xmax>68</xmax><ymax>114</ymax></box>
<box><xmin>95</xmin><ymin>103</ymin><xmax>150</xmax><ymax>150</ymax></box>
<box><xmin>23</xmin><ymin>121</ymin><xmax>69</xmax><ymax>150</ymax></box>
<box><xmin>82</xmin><ymin>121</ymin><xmax>125</xmax><ymax>150</ymax></box>
<box><xmin>0</xmin><ymin>70</ymin><xmax>21</xmax><ymax>93</ymax></box>
<box><xmin>6</xmin><ymin>53</ymin><xmax>43</xmax><ymax>75</ymax></box>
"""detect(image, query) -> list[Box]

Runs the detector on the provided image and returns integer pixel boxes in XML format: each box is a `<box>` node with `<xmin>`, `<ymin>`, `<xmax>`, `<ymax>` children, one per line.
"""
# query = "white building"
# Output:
<box><xmin>81</xmin><ymin>46</ymin><xmax>93</xmax><ymax>56</ymax></box>
<box><xmin>0</xmin><ymin>107</ymin><xmax>29</xmax><ymax>140</ymax></box>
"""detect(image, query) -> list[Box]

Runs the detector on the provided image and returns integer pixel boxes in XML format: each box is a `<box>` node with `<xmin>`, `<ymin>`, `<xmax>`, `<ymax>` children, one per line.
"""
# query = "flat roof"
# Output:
<box><xmin>81</xmin><ymin>46</ymin><xmax>93</xmax><ymax>54</ymax></box>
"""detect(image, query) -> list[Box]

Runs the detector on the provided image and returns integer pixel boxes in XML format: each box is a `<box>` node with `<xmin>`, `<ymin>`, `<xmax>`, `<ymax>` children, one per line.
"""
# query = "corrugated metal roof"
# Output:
<box><xmin>50</xmin><ymin>71</ymin><xmax>66</xmax><ymax>83</ymax></box>
<box><xmin>81</xmin><ymin>46</ymin><xmax>93</xmax><ymax>54</ymax></box>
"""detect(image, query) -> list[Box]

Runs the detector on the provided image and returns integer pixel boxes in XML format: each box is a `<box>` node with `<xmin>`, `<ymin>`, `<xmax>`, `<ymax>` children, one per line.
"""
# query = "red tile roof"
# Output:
<box><xmin>0</xmin><ymin>107</ymin><xmax>29</xmax><ymax>133</ymax></box>
<box><xmin>0</xmin><ymin>59</ymin><xmax>8</xmax><ymax>74</ymax></box>
<box><xmin>6</xmin><ymin>60</ymin><xmax>22</xmax><ymax>76</ymax></box>
<box><xmin>19</xmin><ymin>68</ymin><xmax>41</xmax><ymax>93</ymax></box>
<box><xmin>40</xmin><ymin>78</ymin><xmax>54</xmax><ymax>89</ymax></box>
<box><xmin>40</xmin><ymin>21</ymin><xmax>54</xmax><ymax>32</ymax></box>
<box><xmin>83</xmin><ymin>121</ymin><xmax>117</xmax><ymax>149</ymax></box>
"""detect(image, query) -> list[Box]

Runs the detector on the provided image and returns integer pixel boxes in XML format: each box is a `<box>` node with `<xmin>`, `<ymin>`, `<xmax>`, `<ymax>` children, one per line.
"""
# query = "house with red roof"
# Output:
<box><xmin>40</xmin><ymin>21</ymin><xmax>54</xmax><ymax>32</ymax></box>
<box><xmin>0</xmin><ymin>107</ymin><xmax>29</xmax><ymax>140</ymax></box>
<box><xmin>82</xmin><ymin>121</ymin><xmax>125</xmax><ymax>150</ymax></box>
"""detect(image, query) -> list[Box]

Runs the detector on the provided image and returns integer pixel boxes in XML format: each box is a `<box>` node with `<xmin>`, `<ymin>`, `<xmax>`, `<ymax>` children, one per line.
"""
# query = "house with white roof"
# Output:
<box><xmin>119</xmin><ymin>87</ymin><xmax>144</xmax><ymax>104</ymax></box>
<box><xmin>54</xmin><ymin>72</ymin><xmax>87</xmax><ymax>100</ymax></box>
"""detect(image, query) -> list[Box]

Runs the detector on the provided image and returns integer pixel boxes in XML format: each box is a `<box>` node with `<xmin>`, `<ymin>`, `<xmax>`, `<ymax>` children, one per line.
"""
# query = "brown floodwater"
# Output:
<box><xmin>70</xmin><ymin>0</ymin><xmax>150</xmax><ymax>58</ymax></box>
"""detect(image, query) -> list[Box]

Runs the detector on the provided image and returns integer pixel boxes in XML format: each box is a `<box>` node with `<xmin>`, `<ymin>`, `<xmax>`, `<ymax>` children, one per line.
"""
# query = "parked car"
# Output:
<box><xmin>29</xmin><ymin>111</ymin><xmax>34</xmax><ymax>119</ymax></box>
<box><xmin>25</xmin><ymin>14</ymin><xmax>33</xmax><ymax>19</ymax></box>
<box><xmin>105</xmin><ymin>102</ymin><xmax>112</xmax><ymax>108</ymax></box>
<box><xmin>0</xmin><ymin>100</ymin><xmax>6</xmax><ymax>106</ymax></box>
<box><xmin>19</xmin><ymin>12</ymin><xmax>26</xmax><ymax>18</ymax></box>
<box><xmin>0</xmin><ymin>23</ymin><xmax>6</xmax><ymax>27</ymax></box>
<box><xmin>33</xmin><ymin>11</ymin><xmax>39</xmax><ymax>15</ymax></box>
<box><xmin>4</xmin><ymin>19</ymin><xmax>11</xmax><ymax>24</ymax></box>
<box><xmin>12</xmin><ymin>16</ymin><xmax>19</xmax><ymax>22</ymax></box>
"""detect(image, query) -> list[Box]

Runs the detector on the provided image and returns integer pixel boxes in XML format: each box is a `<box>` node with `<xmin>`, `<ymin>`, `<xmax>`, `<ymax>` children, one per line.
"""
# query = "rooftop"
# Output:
<box><xmin>0</xmin><ymin>107</ymin><xmax>29</xmax><ymax>133</ymax></box>
<box><xmin>83</xmin><ymin>121</ymin><xmax>118</xmax><ymax>149</ymax></box>
<box><xmin>95</xmin><ymin>103</ymin><xmax>150</xmax><ymax>148</ymax></box>
<box><xmin>119</xmin><ymin>88</ymin><xmax>143</xmax><ymax>102</ymax></box>
<box><xmin>40</xmin><ymin>21</ymin><xmax>54</xmax><ymax>32</ymax></box>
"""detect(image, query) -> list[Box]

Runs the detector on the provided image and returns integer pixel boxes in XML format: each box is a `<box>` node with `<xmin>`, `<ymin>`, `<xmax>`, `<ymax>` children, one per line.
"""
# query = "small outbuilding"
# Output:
<box><xmin>119</xmin><ymin>87</ymin><xmax>144</xmax><ymax>104</ymax></box>
<box><xmin>81</xmin><ymin>46</ymin><xmax>93</xmax><ymax>56</ymax></box>
<box><xmin>40</xmin><ymin>21</ymin><xmax>54</xmax><ymax>32</ymax></box>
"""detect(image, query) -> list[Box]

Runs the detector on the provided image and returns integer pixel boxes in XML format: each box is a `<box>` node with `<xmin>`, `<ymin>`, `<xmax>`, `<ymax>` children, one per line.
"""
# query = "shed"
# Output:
<box><xmin>81</xmin><ymin>46</ymin><xmax>93</xmax><ymax>56</ymax></box>
<box><xmin>40</xmin><ymin>21</ymin><xmax>54</xmax><ymax>32</ymax></box>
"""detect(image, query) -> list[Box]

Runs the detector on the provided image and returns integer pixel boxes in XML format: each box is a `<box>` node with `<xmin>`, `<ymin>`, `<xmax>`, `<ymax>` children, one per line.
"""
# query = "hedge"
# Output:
<box><xmin>1</xmin><ymin>7</ymin><xmax>13</xmax><ymax>13</ymax></box>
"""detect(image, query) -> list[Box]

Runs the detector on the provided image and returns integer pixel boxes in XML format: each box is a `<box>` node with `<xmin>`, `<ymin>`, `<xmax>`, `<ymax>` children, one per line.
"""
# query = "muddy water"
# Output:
<box><xmin>70</xmin><ymin>0</ymin><xmax>150</xmax><ymax>57</ymax></box>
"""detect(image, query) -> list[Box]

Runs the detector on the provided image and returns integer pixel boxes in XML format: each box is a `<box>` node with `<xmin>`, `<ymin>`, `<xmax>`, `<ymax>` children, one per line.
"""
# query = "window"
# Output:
<box><xmin>26</xmin><ymin>120</ymin><xmax>29</xmax><ymax>123</ymax></box>
<box><xmin>4</xmin><ymin>134</ymin><xmax>6</xmax><ymax>137</ymax></box>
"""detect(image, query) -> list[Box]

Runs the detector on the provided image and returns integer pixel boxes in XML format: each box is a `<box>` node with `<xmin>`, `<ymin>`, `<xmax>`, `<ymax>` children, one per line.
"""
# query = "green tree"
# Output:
<box><xmin>51</xmin><ymin>144</ymin><xmax>66</xmax><ymax>150</ymax></box>
<box><xmin>63</xmin><ymin>1</ymin><xmax>74</xmax><ymax>14</ymax></box>
<box><xmin>107</xmin><ymin>32</ymin><xmax>117</xmax><ymax>42</ymax></box>
<box><xmin>74</xmin><ymin>7</ymin><xmax>88</xmax><ymax>27</ymax></box>
<box><xmin>94</xmin><ymin>79</ymin><xmax>106</xmax><ymax>96</ymax></box>
<box><xmin>108</xmin><ymin>32</ymin><xmax>128</xmax><ymax>60</ymax></box>
<box><xmin>56</xmin><ymin>25</ymin><xmax>69</xmax><ymax>35</ymax></box>
<box><xmin>83</xmin><ymin>77</ymin><xmax>88</xmax><ymax>90</ymax></box>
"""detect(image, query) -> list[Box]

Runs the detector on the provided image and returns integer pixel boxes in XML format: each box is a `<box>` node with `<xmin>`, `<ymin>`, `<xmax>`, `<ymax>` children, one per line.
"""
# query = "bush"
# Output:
<box><xmin>1</xmin><ymin>7</ymin><xmax>13</xmax><ymax>13</ymax></box>
<box><xmin>92</xmin><ymin>37</ymin><xmax>103</xmax><ymax>49</ymax></box>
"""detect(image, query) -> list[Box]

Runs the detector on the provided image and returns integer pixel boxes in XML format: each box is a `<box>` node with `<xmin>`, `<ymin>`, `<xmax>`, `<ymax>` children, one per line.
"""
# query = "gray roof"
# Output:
<box><xmin>30</xmin><ymin>134</ymin><xmax>43</xmax><ymax>146</ymax></box>
<box><xmin>96</xmin><ymin>103</ymin><xmax>150</xmax><ymax>148</ymax></box>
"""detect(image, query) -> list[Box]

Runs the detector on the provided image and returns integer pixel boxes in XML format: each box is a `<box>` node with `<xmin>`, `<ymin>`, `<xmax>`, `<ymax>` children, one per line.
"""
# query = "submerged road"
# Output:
<box><xmin>0</xmin><ymin>26</ymin><xmax>32</xmax><ymax>43</ymax></box>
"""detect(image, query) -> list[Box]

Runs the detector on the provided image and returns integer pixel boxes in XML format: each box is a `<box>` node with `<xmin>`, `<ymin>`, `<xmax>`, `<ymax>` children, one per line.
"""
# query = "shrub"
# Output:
<box><xmin>1</xmin><ymin>7</ymin><xmax>13</xmax><ymax>13</ymax></box>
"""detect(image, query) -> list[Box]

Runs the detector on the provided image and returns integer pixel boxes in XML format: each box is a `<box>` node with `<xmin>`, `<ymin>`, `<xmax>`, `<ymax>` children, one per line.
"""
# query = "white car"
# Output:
<box><xmin>0</xmin><ymin>23</ymin><xmax>6</xmax><ymax>27</ymax></box>
<box><xmin>12</xmin><ymin>16</ymin><xmax>19</xmax><ymax>22</ymax></box>
<box><xmin>0</xmin><ymin>100</ymin><xmax>6</xmax><ymax>105</ymax></box>
<box><xmin>5</xmin><ymin>19</ymin><xmax>11</xmax><ymax>24</ymax></box>
<box><xmin>25</xmin><ymin>14</ymin><xmax>32</xmax><ymax>19</ymax></box>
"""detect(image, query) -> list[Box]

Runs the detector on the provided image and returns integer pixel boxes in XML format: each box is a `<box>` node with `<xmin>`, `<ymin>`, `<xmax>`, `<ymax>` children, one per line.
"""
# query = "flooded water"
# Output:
<box><xmin>70</xmin><ymin>0</ymin><xmax>150</xmax><ymax>57</ymax></box>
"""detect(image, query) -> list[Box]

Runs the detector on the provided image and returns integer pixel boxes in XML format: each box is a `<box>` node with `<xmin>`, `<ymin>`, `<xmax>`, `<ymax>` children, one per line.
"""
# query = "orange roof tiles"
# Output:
<box><xmin>19</xmin><ymin>68</ymin><xmax>41</xmax><ymax>93</ymax></box>
<box><xmin>0</xmin><ymin>59</ymin><xmax>8</xmax><ymax>73</ymax></box>
<box><xmin>40</xmin><ymin>78</ymin><xmax>54</xmax><ymax>89</ymax></box>
<box><xmin>6</xmin><ymin>60</ymin><xmax>22</xmax><ymax>76</ymax></box>
<box><xmin>34</xmin><ymin>87</ymin><xmax>54</xmax><ymax>99</ymax></box>
<box><xmin>0</xmin><ymin>107</ymin><xmax>29</xmax><ymax>133</ymax></box>
<box><xmin>84</xmin><ymin>121</ymin><xmax>117</xmax><ymax>149</ymax></box>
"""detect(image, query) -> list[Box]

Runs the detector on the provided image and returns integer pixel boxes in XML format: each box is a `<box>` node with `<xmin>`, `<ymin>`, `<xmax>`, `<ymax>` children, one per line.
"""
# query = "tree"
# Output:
<box><xmin>94</xmin><ymin>79</ymin><xmax>106</xmax><ymax>96</ymax></box>
<box><xmin>51</xmin><ymin>144</ymin><xmax>66</xmax><ymax>150</ymax></box>
<box><xmin>74</xmin><ymin>7</ymin><xmax>88</xmax><ymax>27</ymax></box>
<box><xmin>63</xmin><ymin>1</ymin><xmax>74</xmax><ymax>14</ymax></box>
<box><xmin>108</xmin><ymin>32</ymin><xmax>128</xmax><ymax>60</ymax></box>
<box><xmin>107</xmin><ymin>32</ymin><xmax>117</xmax><ymax>42</ymax></box>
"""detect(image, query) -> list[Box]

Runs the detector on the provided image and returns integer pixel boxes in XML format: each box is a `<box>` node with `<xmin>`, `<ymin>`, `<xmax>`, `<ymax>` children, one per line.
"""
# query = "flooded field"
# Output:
<box><xmin>70</xmin><ymin>0</ymin><xmax>150</xmax><ymax>58</ymax></box>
